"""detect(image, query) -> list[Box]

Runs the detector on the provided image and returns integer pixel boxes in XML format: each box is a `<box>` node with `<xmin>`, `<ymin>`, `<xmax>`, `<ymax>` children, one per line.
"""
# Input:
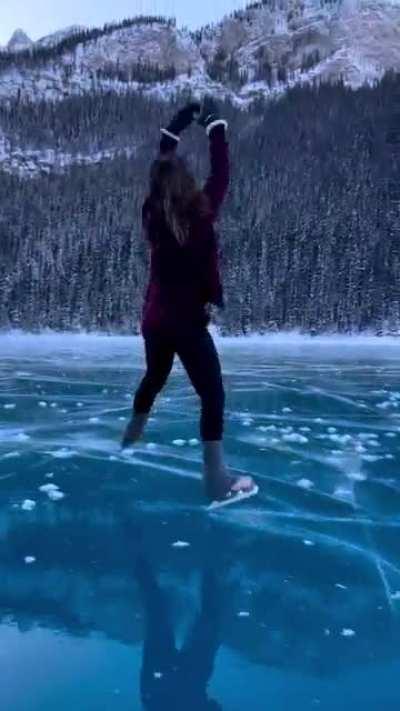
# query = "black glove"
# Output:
<box><xmin>198</xmin><ymin>96</ymin><xmax>228</xmax><ymax>137</ymax></box>
<box><xmin>197</xmin><ymin>96</ymin><xmax>220</xmax><ymax>130</ymax></box>
<box><xmin>166</xmin><ymin>101</ymin><xmax>201</xmax><ymax>137</ymax></box>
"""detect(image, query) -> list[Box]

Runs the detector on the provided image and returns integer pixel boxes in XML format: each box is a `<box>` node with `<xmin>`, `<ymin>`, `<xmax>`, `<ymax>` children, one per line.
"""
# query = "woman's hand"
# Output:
<box><xmin>166</xmin><ymin>102</ymin><xmax>201</xmax><ymax>137</ymax></box>
<box><xmin>197</xmin><ymin>96</ymin><xmax>220</xmax><ymax>130</ymax></box>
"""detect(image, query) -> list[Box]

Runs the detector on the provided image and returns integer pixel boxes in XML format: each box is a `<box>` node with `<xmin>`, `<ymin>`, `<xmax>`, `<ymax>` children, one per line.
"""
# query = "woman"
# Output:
<box><xmin>123</xmin><ymin>99</ymin><xmax>257</xmax><ymax>505</ymax></box>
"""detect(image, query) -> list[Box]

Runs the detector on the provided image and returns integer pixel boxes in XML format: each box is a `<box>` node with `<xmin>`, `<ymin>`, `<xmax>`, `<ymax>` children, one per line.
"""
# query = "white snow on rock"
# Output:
<box><xmin>21</xmin><ymin>499</ymin><xmax>36</xmax><ymax>511</ymax></box>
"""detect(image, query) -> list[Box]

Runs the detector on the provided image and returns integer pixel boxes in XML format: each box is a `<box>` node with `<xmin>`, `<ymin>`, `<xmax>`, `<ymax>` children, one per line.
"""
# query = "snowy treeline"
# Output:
<box><xmin>0</xmin><ymin>72</ymin><xmax>399</xmax><ymax>334</ymax></box>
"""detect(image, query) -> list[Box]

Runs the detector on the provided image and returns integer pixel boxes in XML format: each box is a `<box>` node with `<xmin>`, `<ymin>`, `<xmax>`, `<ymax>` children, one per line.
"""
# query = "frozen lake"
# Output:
<box><xmin>1</xmin><ymin>333</ymin><xmax>400</xmax><ymax>710</ymax></box>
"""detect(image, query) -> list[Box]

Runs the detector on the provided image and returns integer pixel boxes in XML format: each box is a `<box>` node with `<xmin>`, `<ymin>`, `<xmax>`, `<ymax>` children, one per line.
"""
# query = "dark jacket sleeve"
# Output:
<box><xmin>202</xmin><ymin>124</ymin><xmax>230</xmax><ymax>219</ymax></box>
<box><xmin>159</xmin><ymin>129</ymin><xmax>179</xmax><ymax>157</ymax></box>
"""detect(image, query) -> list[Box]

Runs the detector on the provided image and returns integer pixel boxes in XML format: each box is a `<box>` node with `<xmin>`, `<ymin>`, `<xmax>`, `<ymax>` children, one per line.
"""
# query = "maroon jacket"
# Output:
<box><xmin>141</xmin><ymin>124</ymin><xmax>229</xmax><ymax>336</ymax></box>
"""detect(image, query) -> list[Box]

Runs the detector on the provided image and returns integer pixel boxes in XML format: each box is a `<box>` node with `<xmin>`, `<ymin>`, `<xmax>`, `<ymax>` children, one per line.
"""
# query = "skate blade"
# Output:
<box><xmin>207</xmin><ymin>485</ymin><xmax>259</xmax><ymax>511</ymax></box>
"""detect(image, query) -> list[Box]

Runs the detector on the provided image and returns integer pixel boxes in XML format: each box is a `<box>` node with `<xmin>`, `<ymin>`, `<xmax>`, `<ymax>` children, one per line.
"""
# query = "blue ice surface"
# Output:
<box><xmin>1</xmin><ymin>333</ymin><xmax>400</xmax><ymax>711</ymax></box>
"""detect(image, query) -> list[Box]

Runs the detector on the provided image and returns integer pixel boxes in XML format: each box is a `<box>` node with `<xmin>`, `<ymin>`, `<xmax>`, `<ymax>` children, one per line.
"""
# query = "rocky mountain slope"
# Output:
<box><xmin>0</xmin><ymin>0</ymin><xmax>399</xmax><ymax>176</ymax></box>
<box><xmin>0</xmin><ymin>1</ymin><xmax>399</xmax><ymax>104</ymax></box>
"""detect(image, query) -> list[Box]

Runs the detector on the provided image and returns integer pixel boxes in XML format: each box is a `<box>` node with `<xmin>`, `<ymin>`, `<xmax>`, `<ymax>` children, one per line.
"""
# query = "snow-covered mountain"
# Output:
<box><xmin>6</xmin><ymin>29</ymin><xmax>33</xmax><ymax>52</ymax></box>
<box><xmin>0</xmin><ymin>0</ymin><xmax>399</xmax><ymax>106</ymax></box>
<box><xmin>35</xmin><ymin>25</ymin><xmax>87</xmax><ymax>49</ymax></box>
<box><xmin>0</xmin><ymin>0</ymin><xmax>399</xmax><ymax>176</ymax></box>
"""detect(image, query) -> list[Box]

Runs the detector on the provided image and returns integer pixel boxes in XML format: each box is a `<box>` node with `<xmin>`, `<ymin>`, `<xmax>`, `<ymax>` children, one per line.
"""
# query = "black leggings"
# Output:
<box><xmin>134</xmin><ymin>327</ymin><xmax>225</xmax><ymax>441</ymax></box>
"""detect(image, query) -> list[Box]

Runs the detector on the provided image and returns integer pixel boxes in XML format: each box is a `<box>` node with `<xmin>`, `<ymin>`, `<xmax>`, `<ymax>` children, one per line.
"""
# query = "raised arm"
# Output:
<box><xmin>199</xmin><ymin>99</ymin><xmax>229</xmax><ymax>218</ymax></box>
<box><xmin>159</xmin><ymin>102</ymin><xmax>201</xmax><ymax>157</ymax></box>
<box><xmin>202</xmin><ymin>121</ymin><xmax>229</xmax><ymax>218</ymax></box>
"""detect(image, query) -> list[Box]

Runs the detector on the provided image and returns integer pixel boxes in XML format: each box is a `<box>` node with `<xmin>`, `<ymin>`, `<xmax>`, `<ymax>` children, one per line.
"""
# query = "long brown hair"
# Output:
<box><xmin>148</xmin><ymin>155</ymin><xmax>211</xmax><ymax>246</ymax></box>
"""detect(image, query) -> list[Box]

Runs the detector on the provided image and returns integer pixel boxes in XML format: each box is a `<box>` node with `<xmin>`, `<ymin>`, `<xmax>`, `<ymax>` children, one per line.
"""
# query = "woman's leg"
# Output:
<box><xmin>176</xmin><ymin>327</ymin><xmax>225</xmax><ymax>441</ymax></box>
<box><xmin>176</xmin><ymin>327</ymin><xmax>256</xmax><ymax>500</ymax></box>
<box><xmin>122</xmin><ymin>331</ymin><xmax>175</xmax><ymax>447</ymax></box>
<box><xmin>134</xmin><ymin>332</ymin><xmax>175</xmax><ymax>414</ymax></box>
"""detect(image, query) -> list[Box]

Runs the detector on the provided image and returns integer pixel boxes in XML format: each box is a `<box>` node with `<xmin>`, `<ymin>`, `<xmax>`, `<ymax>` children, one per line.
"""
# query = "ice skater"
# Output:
<box><xmin>122</xmin><ymin>98</ymin><xmax>257</xmax><ymax>505</ymax></box>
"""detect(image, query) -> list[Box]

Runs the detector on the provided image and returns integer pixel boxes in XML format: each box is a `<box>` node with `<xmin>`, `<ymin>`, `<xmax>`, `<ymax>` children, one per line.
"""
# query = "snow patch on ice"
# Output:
<box><xmin>341</xmin><ymin>628</ymin><xmax>356</xmax><ymax>637</ymax></box>
<box><xmin>39</xmin><ymin>484</ymin><xmax>59</xmax><ymax>493</ymax></box>
<box><xmin>296</xmin><ymin>478</ymin><xmax>314</xmax><ymax>490</ymax></box>
<box><xmin>282</xmin><ymin>433</ymin><xmax>308</xmax><ymax>444</ymax></box>
<box><xmin>47</xmin><ymin>448</ymin><xmax>78</xmax><ymax>458</ymax></box>
<box><xmin>48</xmin><ymin>490</ymin><xmax>65</xmax><ymax>501</ymax></box>
<box><xmin>15</xmin><ymin>432</ymin><xmax>30</xmax><ymax>442</ymax></box>
<box><xmin>21</xmin><ymin>499</ymin><xmax>36</xmax><ymax>511</ymax></box>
